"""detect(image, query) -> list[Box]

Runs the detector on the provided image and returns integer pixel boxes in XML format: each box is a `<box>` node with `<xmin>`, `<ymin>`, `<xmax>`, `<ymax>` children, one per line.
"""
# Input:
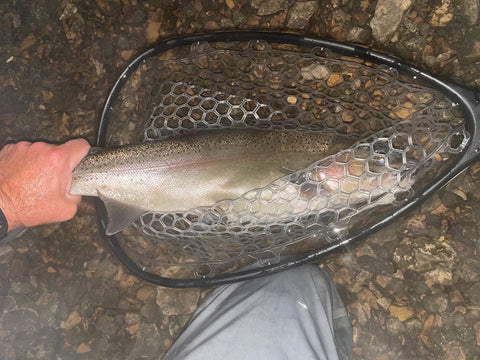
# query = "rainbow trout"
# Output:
<box><xmin>70</xmin><ymin>129</ymin><xmax>352</xmax><ymax>234</ymax></box>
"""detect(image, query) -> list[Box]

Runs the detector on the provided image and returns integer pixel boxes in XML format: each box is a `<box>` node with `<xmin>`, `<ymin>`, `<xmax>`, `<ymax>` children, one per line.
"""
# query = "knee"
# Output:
<box><xmin>282</xmin><ymin>263</ymin><xmax>331</xmax><ymax>281</ymax></box>
<box><xmin>264</xmin><ymin>264</ymin><xmax>334</xmax><ymax>293</ymax></box>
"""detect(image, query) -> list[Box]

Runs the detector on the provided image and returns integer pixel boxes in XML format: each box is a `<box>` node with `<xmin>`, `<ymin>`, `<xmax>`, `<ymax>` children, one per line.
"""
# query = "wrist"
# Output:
<box><xmin>0</xmin><ymin>205</ymin><xmax>7</xmax><ymax>238</ymax></box>
<box><xmin>0</xmin><ymin>186</ymin><xmax>22</xmax><ymax>231</ymax></box>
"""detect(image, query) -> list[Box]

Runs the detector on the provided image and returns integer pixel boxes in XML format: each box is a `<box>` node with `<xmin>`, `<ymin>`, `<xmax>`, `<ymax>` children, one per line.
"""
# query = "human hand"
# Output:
<box><xmin>0</xmin><ymin>139</ymin><xmax>90</xmax><ymax>231</ymax></box>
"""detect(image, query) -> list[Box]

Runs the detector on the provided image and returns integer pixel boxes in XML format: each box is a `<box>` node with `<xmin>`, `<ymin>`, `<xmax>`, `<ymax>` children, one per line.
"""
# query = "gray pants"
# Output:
<box><xmin>163</xmin><ymin>264</ymin><xmax>352</xmax><ymax>359</ymax></box>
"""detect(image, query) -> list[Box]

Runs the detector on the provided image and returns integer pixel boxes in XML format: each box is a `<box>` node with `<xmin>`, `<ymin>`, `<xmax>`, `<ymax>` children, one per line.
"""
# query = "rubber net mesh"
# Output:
<box><xmin>104</xmin><ymin>40</ymin><xmax>468</xmax><ymax>278</ymax></box>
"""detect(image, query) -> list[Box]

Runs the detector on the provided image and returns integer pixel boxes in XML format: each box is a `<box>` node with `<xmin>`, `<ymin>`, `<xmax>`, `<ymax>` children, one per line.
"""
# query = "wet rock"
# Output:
<box><xmin>129</xmin><ymin>323</ymin><xmax>164</xmax><ymax>359</ymax></box>
<box><xmin>452</xmin><ymin>224</ymin><xmax>479</xmax><ymax>249</ymax></box>
<box><xmin>403</xmin><ymin>270</ymin><xmax>428</xmax><ymax>293</ymax></box>
<box><xmin>437</xmin><ymin>313</ymin><xmax>475</xmax><ymax>344</ymax></box>
<box><xmin>90</xmin><ymin>286</ymin><xmax>122</xmax><ymax>309</ymax></box>
<box><xmin>136</xmin><ymin>286</ymin><xmax>156</xmax><ymax>301</ymax></box>
<box><xmin>168</xmin><ymin>314</ymin><xmax>191</xmax><ymax>338</ymax></box>
<box><xmin>125</xmin><ymin>312</ymin><xmax>142</xmax><ymax>327</ymax></box>
<box><xmin>405</xmin><ymin>215</ymin><xmax>429</xmax><ymax>236</ymax></box>
<box><xmin>62</xmin><ymin>277</ymin><xmax>88</xmax><ymax>307</ymax></box>
<box><xmin>423</xmin><ymin>294</ymin><xmax>449</xmax><ymax>313</ymax></box>
<box><xmin>385</xmin><ymin>316</ymin><xmax>405</xmax><ymax>334</ymax></box>
<box><xmin>0</xmin><ymin>244</ymin><xmax>14</xmax><ymax>264</ymax></box>
<box><xmin>117</xmin><ymin>34</ymin><xmax>135</xmax><ymax>51</ymax></box>
<box><xmin>124</xmin><ymin>8</ymin><xmax>146</xmax><ymax>24</ymax></box>
<box><xmin>383</xmin><ymin>277</ymin><xmax>406</xmax><ymax>297</ymax></box>
<box><xmin>425</xmin><ymin>213</ymin><xmax>442</xmax><ymax>228</ymax></box>
<box><xmin>369</xmin><ymin>0</ymin><xmax>412</xmax><ymax>43</ymax></box>
<box><xmin>77</xmin><ymin>342</ymin><xmax>91</xmax><ymax>354</ymax></box>
<box><xmin>0</xmin><ymin>309</ymin><xmax>39</xmax><ymax>336</ymax></box>
<box><xmin>95</xmin><ymin>314</ymin><xmax>121</xmax><ymax>337</ymax></box>
<box><xmin>145</xmin><ymin>22</ymin><xmax>162</xmax><ymax>43</ymax></box>
<box><xmin>394</xmin><ymin>236</ymin><xmax>456</xmax><ymax>273</ymax></box>
<box><xmin>27</xmin><ymin>340</ymin><xmax>56</xmax><ymax>359</ymax></box>
<box><xmin>251</xmin><ymin>0</ymin><xmax>287</xmax><ymax>16</ymax></box>
<box><xmin>60</xmin><ymin>310</ymin><xmax>82</xmax><ymax>329</ymax></box>
<box><xmin>464</xmin><ymin>282</ymin><xmax>480</xmax><ymax>305</ymax></box>
<box><xmin>232</xmin><ymin>12</ymin><xmax>249</xmax><ymax>26</ymax></box>
<box><xmin>405</xmin><ymin>318</ymin><xmax>423</xmax><ymax>337</ymax></box>
<box><xmin>346</xmin><ymin>26</ymin><xmax>371</xmax><ymax>43</ymax></box>
<box><xmin>0</xmin><ymin>295</ymin><xmax>16</xmax><ymax>314</ymax></box>
<box><xmin>9</xmin><ymin>257</ymin><xmax>28</xmax><ymax>278</ymax></box>
<box><xmin>458</xmin><ymin>0</ymin><xmax>479</xmax><ymax>25</ymax></box>
<box><xmin>92</xmin><ymin>37</ymin><xmax>116</xmax><ymax>64</ymax></box>
<box><xmin>156</xmin><ymin>288</ymin><xmax>200</xmax><ymax>316</ymax></box>
<box><xmin>439</xmin><ymin>190</ymin><xmax>464</xmax><ymax>208</ymax></box>
<box><xmin>89</xmin><ymin>337</ymin><xmax>111</xmax><ymax>359</ymax></box>
<box><xmin>287</xmin><ymin>1</ymin><xmax>319</xmax><ymax>30</ymax></box>
<box><xmin>421</xmin><ymin>193</ymin><xmax>443</xmax><ymax>213</ymax></box>
<box><xmin>389</xmin><ymin>305</ymin><xmax>414</xmax><ymax>321</ymax></box>
<box><xmin>140</xmin><ymin>299</ymin><xmax>162</xmax><ymax>323</ymax></box>
<box><xmin>425</xmin><ymin>266</ymin><xmax>454</xmax><ymax>285</ymax></box>
<box><xmin>0</xmin><ymin>343</ymin><xmax>15</xmax><ymax>359</ymax></box>
<box><xmin>430</xmin><ymin>0</ymin><xmax>454</xmax><ymax>27</ymax></box>
<box><xmin>330</xmin><ymin>9</ymin><xmax>349</xmax><ymax>40</ymax></box>
<box><xmin>404</xmin><ymin>36</ymin><xmax>427</xmax><ymax>53</ymax></box>
<box><xmin>357</xmin><ymin>255</ymin><xmax>396</xmax><ymax>275</ymax></box>
<box><xmin>14</xmin><ymin>329</ymin><xmax>59</xmax><ymax>360</ymax></box>
<box><xmin>455</xmin><ymin>258</ymin><xmax>480</xmax><ymax>282</ymax></box>
<box><xmin>370</xmin><ymin>234</ymin><xmax>400</xmax><ymax>259</ymax></box>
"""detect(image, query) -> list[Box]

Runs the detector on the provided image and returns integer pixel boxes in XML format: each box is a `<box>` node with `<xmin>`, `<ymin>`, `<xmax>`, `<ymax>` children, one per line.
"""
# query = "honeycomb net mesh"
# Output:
<box><xmin>104</xmin><ymin>40</ymin><xmax>468</xmax><ymax>278</ymax></box>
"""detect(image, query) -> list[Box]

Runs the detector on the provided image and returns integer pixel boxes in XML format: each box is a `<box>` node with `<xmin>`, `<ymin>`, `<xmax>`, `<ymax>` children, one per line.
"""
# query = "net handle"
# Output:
<box><xmin>96</xmin><ymin>31</ymin><xmax>480</xmax><ymax>288</ymax></box>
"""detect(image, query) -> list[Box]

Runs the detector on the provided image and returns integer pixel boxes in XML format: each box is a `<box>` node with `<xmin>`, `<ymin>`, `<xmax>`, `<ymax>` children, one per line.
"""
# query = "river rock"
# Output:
<box><xmin>369</xmin><ymin>0</ymin><xmax>412</xmax><ymax>43</ymax></box>
<box><xmin>287</xmin><ymin>1</ymin><xmax>319</xmax><ymax>29</ymax></box>
<box><xmin>251</xmin><ymin>0</ymin><xmax>287</xmax><ymax>15</ymax></box>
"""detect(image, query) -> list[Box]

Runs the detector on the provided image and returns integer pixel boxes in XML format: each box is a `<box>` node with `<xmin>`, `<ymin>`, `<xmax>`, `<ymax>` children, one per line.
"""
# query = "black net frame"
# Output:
<box><xmin>94</xmin><ymin>31</ymin><xmax>480</xmax><ymax>288</ymax></box>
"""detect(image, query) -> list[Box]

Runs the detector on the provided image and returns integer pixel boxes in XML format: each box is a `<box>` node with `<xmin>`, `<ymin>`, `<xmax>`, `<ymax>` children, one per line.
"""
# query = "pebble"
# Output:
<box><xmin>370</xmin><ymin>0</ymin><xmax>413</xmax><ymax>43</ymax></box>
<box><xmin>77</xmin><ymin>342</ymin><xmax>91</xmax><ymax>354</ymax></box>
<box><xmin>251</xmin><ymin>0</ymin><xmax>287</xmax><ymax>15</ymax></box>
<box><xmin>425</xmin><ymin>266</ymin><xmax>454</xmax><ymax>285</ymax></box>
<box><xmin>346</xmin><ymin>26</ymin><xmax>371</xmax><ymax>43</ymax></box>
<box><xmin>140</xmin><ymin>299</ymin><xmax>162</xmax><ymax>323</ymax></box>
<box><xmin>136</xmin><ymin>286</ymin><xmax>157</xmax><ymax>301</ymax></box>
<box><xmin>389</xmin><ymin>305</ymin><xmax>414</xmax><ymax>321</ymax></box>
<box><xmin>423</xmin><ymin>294</ymin><xmax>449</xmax><ymax>313</ymax></box>
<box><xmin>95</xmin><ymin>315</ymin><xmax>118</xmax><ymax>336</ymax></box>
<box><xmin>129</xmin><ymin>323</ymin><xmax>164</xmax><ymax>359</ymax></box>
<box><xmin>464</xmin><ymin>282</ymin><xmax>480</xmax><ymax>305</ymax></box>
<box><xmin>0</xmin><ymin>309</ymin><xmax>39</xmax><ymax>336</ymax></box>
<box><xmin>287</xmin><ymin>1</ymin><xmax>319</xmax><ymax>29</ymax></box>
<box><xmin>60</xmin><ymin>310</ymin><xmax>82</xmax><ymax>329</ymax></box>
<box><xmin>156</xmin><ymin>288</ymin><xmax>200</xmax><ymax>316</ymax></box>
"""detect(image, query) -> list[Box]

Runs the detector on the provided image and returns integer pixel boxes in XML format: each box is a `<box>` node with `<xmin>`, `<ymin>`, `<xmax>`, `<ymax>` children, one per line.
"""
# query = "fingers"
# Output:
<box><xmin>0</xmin><ymin>141</ymin><xmax>31</xmax><ymax>159</ymax></box>
<box><xmin>54</xmin><ymin>139</ymin><xmax>89</xmax><ymax>221</ymax></box>
<box><xmin>58</xmin><ymin>139</ymin><xmax>91</xmax><ymax>198</ymax></box>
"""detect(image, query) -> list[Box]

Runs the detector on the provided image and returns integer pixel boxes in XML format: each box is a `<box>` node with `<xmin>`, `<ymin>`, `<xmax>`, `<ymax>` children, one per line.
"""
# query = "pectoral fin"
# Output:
<box><xmin>98</xmin><ymin>192</ymin><xmax>148</xmax><ymax>235</ymax></box>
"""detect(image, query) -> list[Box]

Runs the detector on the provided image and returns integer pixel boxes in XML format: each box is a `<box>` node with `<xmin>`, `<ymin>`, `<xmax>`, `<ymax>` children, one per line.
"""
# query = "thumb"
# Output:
<box><xmin>62</xmin><ymin>138</ymin><xmax>91</xmax><ymax>171</ymax></box>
